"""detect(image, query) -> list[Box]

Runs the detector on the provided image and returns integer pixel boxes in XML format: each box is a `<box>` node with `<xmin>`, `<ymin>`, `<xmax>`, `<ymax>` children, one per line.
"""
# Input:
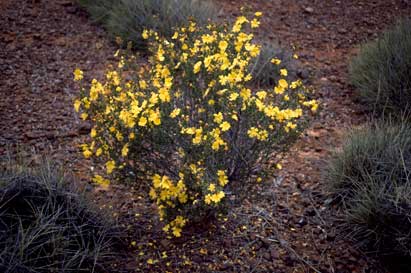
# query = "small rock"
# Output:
<box><xmin>329</xmin><ymin>75</ymin><xmax>338</xmax><ymax>82</ymax></box>
<box><xmin>219</xmin><ymin>263</ymin><xmax>232</xmax><ymax>271</ymax></box>
<box><xmin>297</xmin><ymin>69</ymin><xmax>309</xmax><ymax>79</ymax></box>
<box><xmin>326</xmin><ymin>230</ymin><xmax>336</xmax><ymax>241</ymax></box>
<box><xmin>304</xmin><ymin>208</ymin><xmax>316</xmax><ymax>217</ymax></box>
<box><xmin>338</xmin><ymin>28</ymin><xmax>348</xmax><ymax>34</ymax></box>
<box><xmin>60</xmin><ymin>1</ymin><xmax>73</xmax><ymax>6</ymax></box>
<box><xmin>191</xmin><ymin>255</ymin><xmax>202</xmax><ymax>263</ymax></box>
<box><xmin>304</xmin><ymin>7</ymin><xmax>314</xmax><ymax>13</ymax></box>
<box><xmin>263</xmin><ymin>252</ymin><xmax>271</xmax><ymax>260</ymax></box>
<box><xmin>284</xmin><ymin>255</ymin><xmax>295</xmax><ymax>266</ymax></box>
<box><xmin>296</xmin><ymin>217</ymin><xmax>308</xmax><ymax>227</ymax></box>
<box><xmin>78</xmin><ymin>123</ymin><xmax>92</xmax><ymax>134</ymax></box>
<box><xmin>259</xmin><ymin>237</ymin><xmax>271</xmax><ymax>248</ymax></box>
<box><xmin>270</xmin><ymin>248</ymin><xmax>279</xmax><ymax>259</ymax></box>
<box><xmin>160</xmin><ymin>239</ymin><xmax>170</xmax><ymax>248</ymax></box>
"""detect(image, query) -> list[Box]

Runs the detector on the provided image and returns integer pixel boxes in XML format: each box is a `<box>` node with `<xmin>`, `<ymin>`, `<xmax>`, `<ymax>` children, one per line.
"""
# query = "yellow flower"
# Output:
<box><xmin>172</xmin><ymin>227</ymin><xmax>182</xmax><ymax>237</ymax></box>
<box><xmin>211</xmin><ymin>191</ymin><xmax>225</xmax><ymax>203</ymax></box>
<box><xmin>73</xmin><ymin>68</ymin><xmax>83</xmax><ymax>81</ymax></box>
<box><xmin>211</xmin><ymin>138</ymin><xmax>225</xmax><ymax>151</ymax></box>
<box><xmin>248</xmin><ymin>127</ymin><xmax>259</xmax><ymax>138</ymax></box>
<box><xmin>208</xmin><ymin>183</ymin><xmax>216</xmax><ymax>192</ymax></box>
<box><xmin>139</xmin><ymin>80</ymin><xmax>148</xmax><ymax>89</ymax></box>
<box><xmin>255</xmin><ymin>11</ymin><xmax>263</xmax><ymax>17</ymax></box>
<box><xmin>278</xmin><ymin>79</ymin><xmax>288</xmax><ymax>89</ymax></box>
<box><xmin>217</xmin><ymin>170</ymin><xmax>229</xmax><ymax>186</ymax></box>
<box><xmin>293</xmin><ymin>53</ymin><xmax>299</xmax><ymax>59</ymax></box>
<box><xmin>142</xmin><ymin>29</ymin><xmax>149</xmax><ymax>39</ymax></box>
<box><xmin>274</xmin><ymin>86</ymin><xmax>285</xmax><ymax>94</ymax></box>
<box><xmin>92</xmin><ymin>175</ymin><xmax>110</xmax><ymax>189</ymax></box>
<box><xmin>116</xmin><ymin>131</ymin><xmax>123</xmax><ymax>141</ymax></box>
<box><xmin>138</xmin><ymin>116</ymin><xmax>147</xmax><ymax>127</ymax></box>
<box><xmin>270</xmin><ymin>58</ymin><xmax>281</xmax><ymax>65</ymax></box>
<box><xmin>276</xmin><ymin>163</ymin><xmax>282</xmax><ymax>170</ymax></box>
<box><xmin>232</xmin><ymin>16</ymin><xmax>248</xmax><ymax>33</ymax></box>
<box><xmin>240</xmin><ymin>88</ymin><xmax>251</xmax><ymax>100</ymax></box>
<box><xmin>245</xmin><ymin>43</ymin><xmax>260</xmax><ymax>57</ymax></box>
<box><xmin>106</xmin><ymin>160</ymin><xmax>116</xmax><ymax>174</ymax></box>
<box><xmin>181</xmin><ymin>127</ymin><xmax>196</xmax><ymax>135</ymax></box>
<box><xmin>229</xmin><ymin>93</ymin><xmax>239</xmax><ymax>101</ymax></box>
<box><xmin>189</xmin><ymin>21</ymin><xmax>196</xmax><ymax>32</ymax></box>
<box><xmin>121</xmin><ymin>144</ymin><xmax>129</xmax><ymax>157</ymax></box>
<box><xmin>90</xmin><ymin>128</ymin><xmax>97</xmax><ymax>138</ymax></box>
<box><xmin>193</xmin><ymin>61</ymin><xmax>202</xmax><ymax>74</ymax></box>
<box><xmin>213</xmin><ymin>112</ymin><xmax>223</xmax><ymax>124</ymax></box>
<box><xmin>256</xmin><ymin>91</ymin><xmax>267</xmax><ymax>100</ymax></box>
<box><xmin>192</xmin><ymin>128</ymin><xmax>203</xmax><ymax>144</ymax></box>
<box><xmin>159</xmin><ymin>87</ymin><xmax>170</xmax><ymax>102</ymax></box>
<box><xmin>280</xmin><ymin>69</ymin><xmax>288</xmax><ymax>76</ymax></box>
<box><xmin>219</xmin><ymin>40</ymin><xmax>228</xmax><ymax>52</ymax></box>
<box><xmin>205</xmin><ymin>194</ymin><xmax>212</xmax><ymax>204</ymax></box>
<box><xmin>80</xmin><ymin>113</ymin><xmax>88</xmax><ymax>120</ymax></box>
<box><xmin>83</xmin><ymin>149</ymin><xmax>92</xmax><ymax>158</ymax></box>
<box><xmin>170</xmin><ymin>108</ymin><xmax>181</xmax><ymax>118</ymax></box>
<box><xmin>250</xmin><ymin>18</ymin><xmax>260</xmax><ymax>28</ymax></box>
<box><xmin>285</xmin><ymin>122</ymin><xmax>297</xmax><ymax>132</ymax></box>
<box><xmin>73</xmin><ymin>99</ymin><xmax>81</xmax><ymax>112</ymax></box>
<box><xmin>220</xmin><ymin>121</ymin><xmax>231</xmax><ymax>132</ymax></box>
<box><xmin>201</xmin><ymin>34</ymin><xmax>215</xmax><ymax>44</ymax></box>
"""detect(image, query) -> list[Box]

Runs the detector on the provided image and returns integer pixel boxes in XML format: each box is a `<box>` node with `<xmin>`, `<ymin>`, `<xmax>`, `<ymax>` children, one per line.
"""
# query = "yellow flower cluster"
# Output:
<box><xmin>162</xmin><ymin>216</ymin><xmax>187</xmax><ymax>237</ymax></box>
<box><xmin>73</xmin><ymin>12</ymin><xmax>317</xmax><ymax>237</ymax></box>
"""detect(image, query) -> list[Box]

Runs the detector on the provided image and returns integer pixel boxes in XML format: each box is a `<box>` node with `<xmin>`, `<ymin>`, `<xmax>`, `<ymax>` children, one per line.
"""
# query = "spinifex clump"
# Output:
<box><xmin>326</xmin><ymin>122</ymin><xmax>411</xmax><ymax>271</ymax></box>
<box><xmin>0</xmin><ymin>161</ymin><xmax>121</xmax><ymax>272</ymax></box>
<box><xmin>350</xmin><ymin>18</ymin><xmax>411</xmax><ymax>117</ymax></box>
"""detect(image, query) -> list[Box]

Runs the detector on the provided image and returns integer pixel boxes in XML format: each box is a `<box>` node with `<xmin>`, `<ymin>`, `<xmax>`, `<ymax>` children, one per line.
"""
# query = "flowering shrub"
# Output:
<box><xmin>74</xmin><ymin>13</ymin><xmax>317</xmax><ymax>237</ymax></box>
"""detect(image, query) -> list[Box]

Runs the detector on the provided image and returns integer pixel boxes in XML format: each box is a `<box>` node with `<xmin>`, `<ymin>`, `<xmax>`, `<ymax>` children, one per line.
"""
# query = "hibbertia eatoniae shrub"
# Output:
<box><xmin>73</xmin><ymin>13</ymin><xmax>318</xmax><ymax>237</ymax></box>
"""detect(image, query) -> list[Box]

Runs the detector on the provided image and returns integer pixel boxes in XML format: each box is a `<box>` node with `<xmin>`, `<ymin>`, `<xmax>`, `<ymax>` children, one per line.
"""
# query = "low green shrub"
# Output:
<box><xmin>0</xmin><ymin>160</ymin><xmax>122</xmax><ymax>273</ymax></box>
<box><xmin>326</xmin><ymin>122</ymin><xmax>411</xmax><ymax>270</ymax></box>
<box><xmin>349</xmin><ymin>18</ymin><xmax>411</xmax><ymax>117</ymax></box>
<box><xmin>77</xmin><ymin>0</ymin><xmax>218</xmax><ymax>49</ymax></box>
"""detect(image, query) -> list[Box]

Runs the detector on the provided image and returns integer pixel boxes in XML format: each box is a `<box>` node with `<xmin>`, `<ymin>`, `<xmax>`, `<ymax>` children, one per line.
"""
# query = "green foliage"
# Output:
<box><xmin>77</xmin><ymin>0</ymin><xmax>218</xmax><ymax>49</ymax></box>
<box><xmin>0</xmin><ymin>160</ymin><xmax>122</xmax><ymax>273</ymax></box>
<box><xmin>349</xmin><ymin>18</ymin><xmax>411</xmax><ymax>117</ymax></box>
<box><xmin>326</xmin><ymin>122</ymin><xmax>411</xmax><ymax>270</ymax></box>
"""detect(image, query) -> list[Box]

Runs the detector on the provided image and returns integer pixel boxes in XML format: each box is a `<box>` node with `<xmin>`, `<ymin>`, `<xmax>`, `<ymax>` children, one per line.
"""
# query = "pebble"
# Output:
<box><xmin>304</xmin><ymin>7</ymin><xmax>314</xmax><ymax>13</ymax></box>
